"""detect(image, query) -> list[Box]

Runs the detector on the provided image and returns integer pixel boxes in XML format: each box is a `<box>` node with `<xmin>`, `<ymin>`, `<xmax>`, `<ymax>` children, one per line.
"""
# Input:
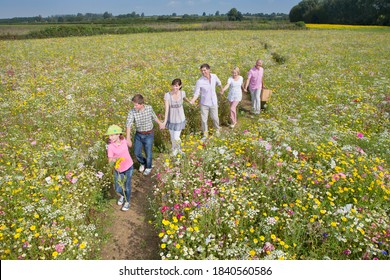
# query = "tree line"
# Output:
<box><xmin>0</xmin><ymin>9</ymin><xmax>288</xmax><ymax>24</ymax></box>
<box><xmin>289</xmin><ymin>0</ymin><xmax>390</xmax><ymax>25</ymax></box>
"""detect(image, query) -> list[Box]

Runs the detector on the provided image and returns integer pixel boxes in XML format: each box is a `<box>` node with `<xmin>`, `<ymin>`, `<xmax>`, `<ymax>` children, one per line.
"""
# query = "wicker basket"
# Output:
<box><xmin>261</xmin><ymin>89</ymin><xmax>272</xmax><ymax>101</ymax></box>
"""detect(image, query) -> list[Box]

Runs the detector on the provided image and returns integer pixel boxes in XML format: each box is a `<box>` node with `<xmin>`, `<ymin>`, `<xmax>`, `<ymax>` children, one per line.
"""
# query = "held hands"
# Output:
<box><xmin>159</xmin><ymin>122</ymin><xmax>166</xmax><ymax>130</ymax></box>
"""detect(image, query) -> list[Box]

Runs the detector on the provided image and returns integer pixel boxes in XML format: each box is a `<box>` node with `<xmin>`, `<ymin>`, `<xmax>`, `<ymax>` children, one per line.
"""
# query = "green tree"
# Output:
<box><xmin>290</xmin><ymin>0</ymin><xmax>389</xmax><ymax>25</ymax></box>
<box><xmin>289</xmin><ymin>5</ymin><xmax>305</xmax><ymax>22</ymax></box>
<box><xmin>103</xmin><ymin>12</ymin><xmax>112</xmax><ymax>19</ymax></box>
<box><xmin>227</xmin><ymin>8</ymin><xmax>243</xmax><ymax>21</ymax></box>
<box><xmin>289</xmin><ymin>0</ymin><xmax>320</xmax><ymax>22</ymax></box>
<box><xmin>357</xmin><ymin>0</ymin><xmax>390</xmax><ymax>25</ymax></box>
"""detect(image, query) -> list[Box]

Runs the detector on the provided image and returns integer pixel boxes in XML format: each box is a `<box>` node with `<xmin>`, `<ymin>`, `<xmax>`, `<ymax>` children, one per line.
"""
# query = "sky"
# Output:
<box><xmin>0</xmin><ymin>0</ymin><xmax>302</xmax><ymax>19</ymax></box>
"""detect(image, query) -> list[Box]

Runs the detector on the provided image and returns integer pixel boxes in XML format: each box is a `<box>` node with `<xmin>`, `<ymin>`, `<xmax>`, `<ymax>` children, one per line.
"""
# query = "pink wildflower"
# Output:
<box><xmin>338</xmin><ymin>172</ymin><xmax>346</xmax><ymax>179</ymax></box>
<box><xmin>194</xmin><ymin>188</ymin><xmax>201</xmax><ymax>195</ymax></box>
<box><xmin>66</xmin><ymin>172</ymin><xmax>73</xmax><ymax>181</ymax></box>
<box><xmin>343</xmin><ymin>249</ymin><xmax>351</xmax><ymax>255</ymax></box>
<box><xmin>55</xmin><ymin>243</ymin><xmax>65</xmax><ymax>253</ymax></box>
<box><xmin>176</xmin><ymin>214</ymin><xmax>183</xmax><ymax>220</ymax></box>
<box><xmin>263</xmin><ymin>242</ymin><xmax>275</xmax><ymax>252</ymax></box>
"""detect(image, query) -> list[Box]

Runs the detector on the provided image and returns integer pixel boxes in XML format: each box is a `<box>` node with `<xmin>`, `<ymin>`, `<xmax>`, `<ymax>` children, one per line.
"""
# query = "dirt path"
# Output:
<box><xmin>100</xmin><ymin>160</ymin><xmax>161</xmax><ymax>260</ymax></box>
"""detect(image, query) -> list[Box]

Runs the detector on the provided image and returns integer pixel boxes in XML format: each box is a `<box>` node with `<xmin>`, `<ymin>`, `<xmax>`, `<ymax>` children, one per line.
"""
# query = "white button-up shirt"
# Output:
<box><xmin>193</xmin><ymin>73</ymin><xmax>221</xmax><ymax>107</ymax></box>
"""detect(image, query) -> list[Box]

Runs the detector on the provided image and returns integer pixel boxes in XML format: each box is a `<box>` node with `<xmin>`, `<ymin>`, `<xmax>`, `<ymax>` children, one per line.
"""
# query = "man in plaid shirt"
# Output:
<box><xmin>126</xmin><ymin>94</ymin><xmax>163</xmax><ymax>176</ymax></box>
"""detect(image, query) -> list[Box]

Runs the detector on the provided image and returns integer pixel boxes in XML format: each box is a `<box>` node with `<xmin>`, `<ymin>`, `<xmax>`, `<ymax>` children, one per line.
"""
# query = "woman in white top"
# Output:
<box><xmin>161</xmin><ymin>78</ymin><xmax>190</xmax><ymax>155</ymax></box>
<box><xmin>221</xmin><ymin>66</ymin><xmax>244</xmax><ymax>128</ymax></box>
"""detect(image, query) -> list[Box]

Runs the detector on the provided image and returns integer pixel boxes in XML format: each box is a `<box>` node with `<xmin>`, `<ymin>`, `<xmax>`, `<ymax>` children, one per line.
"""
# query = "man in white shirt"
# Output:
<box><xmin>190</xmin><ymin>64</ymin><xmax>223</xmax><ymax>139</ymax></box>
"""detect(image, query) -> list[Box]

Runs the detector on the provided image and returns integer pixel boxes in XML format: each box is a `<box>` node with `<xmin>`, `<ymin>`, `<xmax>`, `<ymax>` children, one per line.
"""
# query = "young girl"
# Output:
<box><xmin>106</xmin><ymin>125</ymin><xmax>134</xmax><ymax>211</ymax></box>
<box><xmin>161</xmin><ymin>78</ymin><xmax>190</xmax><ymax>156</ymax></box>
<box><xmin>221</xmin><ymin>66</ymin><xmax>244</xmax><ymax>128</ymax></box>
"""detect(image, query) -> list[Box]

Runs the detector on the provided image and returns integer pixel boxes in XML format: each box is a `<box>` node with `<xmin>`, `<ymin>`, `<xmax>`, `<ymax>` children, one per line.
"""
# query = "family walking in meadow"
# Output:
<box><xmin>106</xmin><ymin>60</ymin><xmax>266</xmax><ymax>211</ymax></box>
<box><xmin>4</xmin><ymin>16</ymin><xmax>388</xmax><ymax>265</ymax></box>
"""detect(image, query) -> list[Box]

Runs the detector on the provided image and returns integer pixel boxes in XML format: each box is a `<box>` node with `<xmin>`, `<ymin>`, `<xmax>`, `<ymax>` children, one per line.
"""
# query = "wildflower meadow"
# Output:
<box><xmin>0</xmin><ymin>27</ymin><xmax>389</xmax><ymax>260</ymax></box>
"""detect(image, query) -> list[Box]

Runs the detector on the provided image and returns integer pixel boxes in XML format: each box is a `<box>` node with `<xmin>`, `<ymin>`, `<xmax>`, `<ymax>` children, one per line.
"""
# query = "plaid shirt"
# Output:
<box><xmin>126</xmin><ymin>104</ymin><xmax>158</xmax><ymax>132</ymax></box>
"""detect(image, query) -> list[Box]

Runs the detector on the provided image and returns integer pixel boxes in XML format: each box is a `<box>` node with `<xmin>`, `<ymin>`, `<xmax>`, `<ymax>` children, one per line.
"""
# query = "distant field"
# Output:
<box><xmin>306</xmin><ymin>23</ymin><xmax>390</xmax><ymax>31</ymax></box>
<box><xmin>0</xmin><ymin>21</ymin><xmax>304</xmax><ymax>39</ymax></box>
<box><xmin>2</xmin><ymin>22</ymin><xmax>388</xmax><ymax>39</ymax></box>
<box><xmin>0</xmin><ymin>24</ymin><xmax>47</xmax><ymax>35</ymax></box>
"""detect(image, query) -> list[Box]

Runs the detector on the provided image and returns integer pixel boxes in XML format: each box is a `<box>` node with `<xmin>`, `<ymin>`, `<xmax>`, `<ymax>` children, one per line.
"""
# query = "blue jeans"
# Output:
<box><xmin>114</xmin><ymin>166</ymin><xmax>134</xmax><ymax>203</ymax></box>
<box><xmin>134</xmin><ymin>132</ymin><xmax>154</xmax><ymax>169</ymax></box>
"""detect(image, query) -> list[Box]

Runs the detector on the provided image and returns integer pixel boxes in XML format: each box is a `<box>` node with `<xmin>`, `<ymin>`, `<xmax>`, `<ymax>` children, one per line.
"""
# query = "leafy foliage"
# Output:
<box><xmin>227</xmin><ymin>8</ymin><xmax>244</xmax><ymax>21</ymax></box>
<box><xmin>290</xmin><ymin>0</ymin><xmax>390</xmax><ymax>25</ymax></box>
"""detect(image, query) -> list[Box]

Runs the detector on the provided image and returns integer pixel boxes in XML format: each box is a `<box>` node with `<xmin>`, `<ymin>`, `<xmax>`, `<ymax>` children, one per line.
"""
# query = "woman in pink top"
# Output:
<box><xmin>106</xmin><ymin>125</ymin><xmax>134</xmax><ymax>211</ymax></box>
<box><xmin>244</xmin><ymin>59</ymin><xmax>264</xmax><ymax>115</ymax></box>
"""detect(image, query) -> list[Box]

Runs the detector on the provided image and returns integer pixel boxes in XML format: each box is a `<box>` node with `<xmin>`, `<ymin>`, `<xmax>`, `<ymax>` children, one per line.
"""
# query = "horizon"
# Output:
<box><xmin>1</xmin><ymin>10</ymin><xmax>290</xmax><ymax>19</ymax></box>
<box><xmin>0</xmin><ymin>0</ymin><xmax>301</xmax><ymax>20</ymax></box>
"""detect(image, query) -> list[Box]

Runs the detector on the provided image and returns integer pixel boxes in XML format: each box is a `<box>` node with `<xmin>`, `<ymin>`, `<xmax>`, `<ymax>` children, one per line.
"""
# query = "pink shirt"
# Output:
<box><xmin>247</xmin><ymin>66</ymin><xmax>264</xmax><ymax>91</ymax></box>
<box><xmin>107</xmin><ymin>139</ymin><xmax>133</xmax><ymax>172</ymax></box>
